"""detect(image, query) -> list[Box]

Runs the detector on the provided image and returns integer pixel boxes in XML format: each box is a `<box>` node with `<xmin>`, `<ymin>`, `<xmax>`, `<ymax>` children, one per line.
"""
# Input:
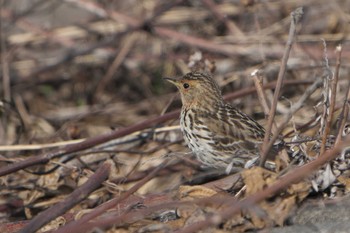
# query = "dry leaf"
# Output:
<box><xmin>338</xmin><ymin>175</ymin><xmax>350</xmax><ymax>192</ymax></box>
<box><xmin>178</xmin><ymin>185</ymin><xmax>217</xmax><ymax>200</ymax></box>
<box><xmin>240</xmin><ymin>167</ymin><xmax>310</xmax><ymax>228</ymax></box>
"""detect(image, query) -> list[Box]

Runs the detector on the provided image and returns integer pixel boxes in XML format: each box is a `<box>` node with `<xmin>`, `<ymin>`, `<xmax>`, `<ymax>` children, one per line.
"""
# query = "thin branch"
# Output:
<box><xmin>0</xmin><ymin>110</ymin><xmax>178</xmax><ymax>176</ymax></box>
<box><xmin>335</xmin><ymin>51</ymin><xmax>349</xmax><ymax>144</ymax></box>
<box><xmin>319</xmin><ymin>39</ymin><xmax>335</xmax><ymax>154</ymax></box>
<box><xmin>175</xmin><ymin>136</ymin><xmax>350</xmax><ymax>233</ymax></box>
<box><xmin>260</xmin><ymin>7</ymin><xmax>303</xmax><ymax>166</ymax></box>
<box><xmin>0</xmin><ymin>79</ymin><xmax>312</xmax><ymax>176</ymax></box>
<box><xmin>18</xmin><ymin>162</ymin><xmax>111</xmax><ymax>233</ymax></box>
<box><xmin>251</xmin><ymin>69</ymin><xmax>271</xmax><ymax>117</ymax></box>
<box><xmin>332</xmin><ymin>44</ymin><xmax>350</xmax><ymax>144</ymax></box>
<box><xmin>263</xmin><ymin>78</ymin><xmax>323</xmax><ymax>158</ymax></box>
<box><xmin>53</xmin><ymin>160</ymin><xmax>169</xmax><ymax>233</ymax></box>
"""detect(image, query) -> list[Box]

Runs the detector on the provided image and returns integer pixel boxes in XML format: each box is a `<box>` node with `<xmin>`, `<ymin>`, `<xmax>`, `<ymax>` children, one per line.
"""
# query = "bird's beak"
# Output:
<box><xmin>163</xmin><ymin>77</ymin><xmax>180</xmax><ymax>86</ymax></box>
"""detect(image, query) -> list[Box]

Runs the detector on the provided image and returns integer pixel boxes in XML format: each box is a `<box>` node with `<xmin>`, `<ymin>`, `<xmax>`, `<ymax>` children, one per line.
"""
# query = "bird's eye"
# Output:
<box><xmin>183</xmin><ymin>83</ymin><xmax>190</xmax><ymax>89</ymax></box>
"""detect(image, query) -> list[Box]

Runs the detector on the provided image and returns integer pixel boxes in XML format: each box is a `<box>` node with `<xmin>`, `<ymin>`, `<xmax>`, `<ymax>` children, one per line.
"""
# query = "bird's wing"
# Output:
<box><xmin>200</xmin><ymin>104</ymin><xmax>265</xmax><ymax>151</ymax></box>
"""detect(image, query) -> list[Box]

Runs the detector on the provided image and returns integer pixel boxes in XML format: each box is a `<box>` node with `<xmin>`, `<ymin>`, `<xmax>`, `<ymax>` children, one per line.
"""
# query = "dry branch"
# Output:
<box><xmin>53</xmin><ymin>160</ymin><xmax>169</xmax><ymax>233</ymax></box>
<box><xmin>251</xmin><ymin>69</ymin><xmax>271</xmax><ymax>117</ymax></box>
<box><xmin>0</xmin><ymin>80</ymin><xmax>312</xmax><ymax>176</ymax></box>
<box><xmin>0</xmin><ymin>110</ymin><xmax>178</xmax><ymax>176</ymax></box>
<box><xmin>176</xmin><ymin>136</ymin><xmax>350</xmax><ymax>233</ymax></box>
<box><xmin>18</xmin><ymin>162</ymin><xmax>111</xmax><ymax>233</ymax></box>
<box><xmin>264</xmin><ymin>78</ymin><xmax>323</xmax><ymax>157</ymax></box>
<box><xmin>260</xmin><ymin>7</ymin><xmax>304</xmax><ymax>166</ymax></box>
<box><xmin>320</xmin><ymin>40</ymin><xmax>335</xmax><ymax>154</ymax></box>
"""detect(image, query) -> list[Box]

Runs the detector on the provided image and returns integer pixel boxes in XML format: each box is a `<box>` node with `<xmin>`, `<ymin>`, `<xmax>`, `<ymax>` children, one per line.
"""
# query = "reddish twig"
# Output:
<box><xmin>63</xmin><ymin>136</ymin><xmax>347</xmax><ymax>233</ymax></box>
<box><xmin>260</xmin><ymin>7</ymin><xmax>303</xmax><ymax>166</ymax></box>
<box><xmin>53</xmin><ymin>160</ymin><xmax>169</xmax><ymax>233</ymax></box>
<box><xmin>0</xmin><ymin>79</ymin><xmax>313</xmax><ymax>176</ymax></box>
<box><xmin>335</xmin><ymin>50</ymin><xmax>349</xmax><ymax>145</ymax></box>
<box><xmin>175</xmin><ymin>136</ymin><xmax>350</xmax><ymax>233</ymax></box>
<box><xmin>263</xmin><ymin>78</ymin><xmax>323</xmax><ymax>160</ymax></box>
<box><xmin>0</xmin><ymin>110</ymin><xmax>178</xmax><ymax>176</ymax></box>
<box><xmin>18</xmin><ymin>162</ymin><xmax>111</xmax><ymax>233</ymax></box>
<box><xmin>66</xmin><ymin>194</ymin><xmax>239</xmax><ymax>231</ymax></box>
<box><xmin>321</xmin><ymin>44</ymin><xmax>342</xmax><ymax>151</ymax></box>
<box><xmin>250</xmin><ymin>69</ymin><xmax>271</xmax><ymax>117</ymax></box>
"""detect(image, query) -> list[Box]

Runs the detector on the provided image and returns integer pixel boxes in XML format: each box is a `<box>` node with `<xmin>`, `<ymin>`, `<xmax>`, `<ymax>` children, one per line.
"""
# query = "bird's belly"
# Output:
<box><xmin>184</xmin><ymin>129</ymin><xmax>214</xmax><ymax>155</ymax></box>
<box><xmin>180</xmin><ymin>115</ymin><xmax>255</xmax><ymax>169</ymax></box>
<box><xmin>180</xmin><ymin>118</ymin><xmax>217</xmax><ymax>163</ymax></box>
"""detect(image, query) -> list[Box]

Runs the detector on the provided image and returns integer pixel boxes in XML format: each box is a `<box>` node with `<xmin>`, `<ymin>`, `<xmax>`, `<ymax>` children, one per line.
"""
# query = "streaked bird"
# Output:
<box><xmin>164</xmin><ymin>71</ymin><xmax>273</xmax><ymax>173</ymax></box>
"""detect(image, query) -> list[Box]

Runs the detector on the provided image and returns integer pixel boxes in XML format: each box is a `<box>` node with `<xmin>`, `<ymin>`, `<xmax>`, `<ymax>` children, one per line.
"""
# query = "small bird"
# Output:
<box><xmin>165</xmin><ymin>71</ymin><xmax>270</xmax><ymax>173</ymax></box>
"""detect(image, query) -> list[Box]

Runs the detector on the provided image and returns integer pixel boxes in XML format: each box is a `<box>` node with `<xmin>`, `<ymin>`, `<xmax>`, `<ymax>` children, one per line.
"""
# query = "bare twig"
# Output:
<box><xmin>0</xmin><ymin>110</ymin><xmax>178</xmax><ymax>176</ymax></box>
<box><xmin>251</xmin><ymin>69</ymin><xmax>271</xmax><ymax>117</ymax></box>
<box><xmin>18</xmin><ymin>162</ymin><xmax>111</xmax><ymax>233</ymax></box>
<box><xmin>66</xmin><ymin>193</ymin><xmax>241</xmax><ymax>231</ymax></box>
<box><xmin>319</xmin><ymin>40</ymin><xmax>335</xmax><ymax>154</ymax></box>
<box><xmin>264</xmin><ymin>79</ymin><xmax>323</xmax><ymax>158</ymax></box>
<box><xmin>0</xmin><ymin>79</ymin><xmax>312</xmax><ymax>176</ymax></box>
<box><xmin>53</xmin><ymin>160</ymin><xmax>169</xmax><ymax>233</ymax></box>
<box><xmin>175</xmin><ymin>136</ymin><xmax>350</xmax><ymax>233</ymax></box>
<box><xmin>335</xmin><ymin>50</ymin><xmax>349</xmax><ymax>145</ymax></box>
<box><xmin>260</xmin><ymin>7</ymin><xmax>303</xmax><ymax>166</ymax></box>
<box><xmin>328</xmin><ymin>45</ymin><xmax>343</xmax><ymax>139</ymax></box>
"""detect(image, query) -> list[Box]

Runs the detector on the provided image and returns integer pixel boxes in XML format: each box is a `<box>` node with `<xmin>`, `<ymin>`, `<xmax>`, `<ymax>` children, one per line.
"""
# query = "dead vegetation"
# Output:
<box><xmin>0</xmin><ymin>1</ymin><xmax>350</xmax><ymax>232</ymax></box>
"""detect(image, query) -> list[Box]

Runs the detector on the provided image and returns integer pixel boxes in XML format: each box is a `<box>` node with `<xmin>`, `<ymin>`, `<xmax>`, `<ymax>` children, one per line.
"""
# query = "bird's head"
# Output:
<box><xmin>164</xmin><ymin>71</ymin><xmax>223</xmax><ymax>109</ymax></box>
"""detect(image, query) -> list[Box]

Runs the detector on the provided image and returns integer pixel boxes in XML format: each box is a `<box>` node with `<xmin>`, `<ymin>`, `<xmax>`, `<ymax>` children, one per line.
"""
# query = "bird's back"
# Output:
<box><xmin>180</xmin><ymin>103</ymin><xmax>266</xmax><ymax>169</ymax></box>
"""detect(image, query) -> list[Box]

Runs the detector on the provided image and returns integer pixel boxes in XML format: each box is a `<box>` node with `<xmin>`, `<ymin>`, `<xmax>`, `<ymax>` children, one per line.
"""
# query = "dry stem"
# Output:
<box><xmin>260</xmin><ymin>7</ymin><xmax>303</xmax><ymax>166</ymax></box>
<box><xmin>176</xmin><ymin>136</ymin><xmax>350</xmax><ymax>233</ymax></box>
<box><xmin>18</xmin><ymin>162</ymin><xmax>111</xmax><ymax>233</ymax></box>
